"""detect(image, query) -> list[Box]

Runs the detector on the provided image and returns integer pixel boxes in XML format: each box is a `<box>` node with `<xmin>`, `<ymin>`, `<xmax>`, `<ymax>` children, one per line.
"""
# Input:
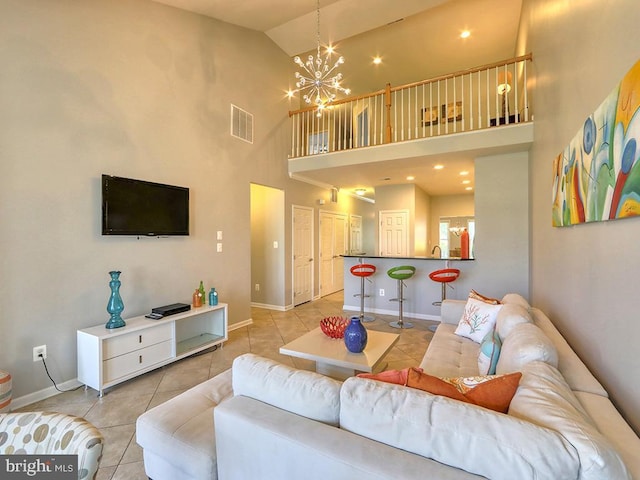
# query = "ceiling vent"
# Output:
<box><xmin>231</xmin><ymin>104</ymin><xmax>253</xmax><ymax>144</ymax></box>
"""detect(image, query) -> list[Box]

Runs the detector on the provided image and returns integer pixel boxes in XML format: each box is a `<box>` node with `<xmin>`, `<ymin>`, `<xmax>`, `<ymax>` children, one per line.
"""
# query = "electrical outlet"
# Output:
<box><xmin>216</xmin><ymin>243</ymin><xmax>223</xmax><ymax>252</ymax></box>
<box><xmin>255</xmin><ymin>283</ymin><xmax>260</xmax><ymax>291</ymax></box>
<box><xmin>33</xmin><ymin>345</ymin><xmax>47</xmax><ymax>362</ymax></box>
<box><xmin>379</xmin><ymin>289</ymin><xmax>385</xmax><ymax>297</ymax></box>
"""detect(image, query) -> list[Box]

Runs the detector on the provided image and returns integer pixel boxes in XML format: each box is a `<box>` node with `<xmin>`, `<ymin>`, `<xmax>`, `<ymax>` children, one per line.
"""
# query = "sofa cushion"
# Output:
<box><xmin>454</xmin><ymin>298</ymin><xmax>503</xmax><ymax>343</ymax></box>
<box><xmin>478</xmin><ymin>329</ymin><xmax>501</xmax><ymax>375</ymax></box>
<box><xmin>406</xmin><ymin>368</ymin><xmax>521</xmax><ymax>413</ymax></box>
<box><xmin>136</xmin><ymin>368</ymin><xmax>233</xmax><ymax>480</ymax></box>
<box><xmin>509</xmin><ymin>362</ymin><xmax>630</xmax><ymax>480</ymax></box>
<box><xmin>340</xmin><ymin>377</ymin><xmax>580</xmax><ymax>480</ymax></box>
<box><xmin>495</xmin><ymin>303</ymin><xmax>532</xmax><ymax>341</ymax></box>
<box><xmin>496</xmin><ymin>323</ymin><xmax>558</xmax><ymax>374</ymax></box>
<box><xmin>419</xmin><ymin>323</ymin><xmax>481</xmax><ymax>377</ymax></box>
<box><xmin>573</xmin><ymin>391</ymin><xmax>640</xmax><ymax>479</ymax></box>
<box><xmin>232</xmin><ymin>353</ymin><xmax>341</xmax><ymax>426</ymax></box>
<box><xmin>501</xmin><ymin>293</ymin><xmax>530</xmax><ymax>309</ymax></box>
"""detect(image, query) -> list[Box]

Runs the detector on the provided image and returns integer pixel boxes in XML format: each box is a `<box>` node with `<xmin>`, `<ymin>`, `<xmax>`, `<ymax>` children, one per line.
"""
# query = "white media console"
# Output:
<box><xmin>77</xmin><ymin>303</ymin><xmax>228</xmax><ymax>396</ymax></box>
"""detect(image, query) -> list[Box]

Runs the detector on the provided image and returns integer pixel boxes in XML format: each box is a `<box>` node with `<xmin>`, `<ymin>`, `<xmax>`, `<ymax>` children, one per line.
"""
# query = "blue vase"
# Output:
<box><xmin>105</xmin><ymin>271</ymin><xmax>126</xmax><ymax>329</ymax></box>
<box><xmin>344</xmin><ymin>317</ymin><xmax>368</xmax><ymax>353</ymax></box>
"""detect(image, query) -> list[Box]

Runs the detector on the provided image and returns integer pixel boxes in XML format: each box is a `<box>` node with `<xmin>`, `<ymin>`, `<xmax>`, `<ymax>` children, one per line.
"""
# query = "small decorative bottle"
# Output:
<box><xmin>199</xmin><ymin>281</ymin><xmax>206</xmax><ymax>305</ymax></box>
<box><xmin>193</xmin><ymin>288</ymin><xmax>203</xmax><ymax>308</ymax></box>
<box><xmin>209</xmin><ymin>287</ymin><xmax>218</xmax><ymax>306</ymax></box>
<box><xmin>461</xmin><ymin>228</ymin><xmax>470</xmax><ymax>259</ymax></box>
<box><xmin>344</xmin><ymin>316</ymin><xmax>368</xmax><ymax>353</ymax></box>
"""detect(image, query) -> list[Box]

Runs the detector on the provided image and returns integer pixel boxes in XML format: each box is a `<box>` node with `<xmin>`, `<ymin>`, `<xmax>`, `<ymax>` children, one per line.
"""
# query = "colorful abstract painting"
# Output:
<box><xmin>552</xmin><ymin>59</ymin><xmax>640</xmax><ymax>226</ymax></box>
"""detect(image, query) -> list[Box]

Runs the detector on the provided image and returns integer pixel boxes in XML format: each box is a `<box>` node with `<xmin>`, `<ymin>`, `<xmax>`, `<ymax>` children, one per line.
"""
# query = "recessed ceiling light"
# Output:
<box><xmin>465</xmin><ymin>186</ymin><xmax>473</xmax><ymax>191</ymax></box>
<box><xmin>434</xmin><ymin>164</ymin><xmax>444</xmax><ymax>170</ymax></box>
<box><xmin>373</xmin><ymin>56</ymin><xmax>382</xmax><ymax>65</ymax></box>
<box><xmin>462</xmin><ymin>180</ymin><xmax>471</xmax><ymax>184</ymax></box>
<box><xmin>460</xmin><ymin>30</ymin><xmax>471</xmax><ymax>39</ymax></box>
<box><xmin>406</xmin><ymin>175</ymin><xmax>415</xmax><ymax>181</ymax></box>
<box><xmin>354</xmin><ymin>188</ymin><xmax>367</xmax><ymax>196</ymax></box>
<box><xmin>459</xmin><ymin>170</ymin><xmax>469</xmax><ymax>176</ymax></box>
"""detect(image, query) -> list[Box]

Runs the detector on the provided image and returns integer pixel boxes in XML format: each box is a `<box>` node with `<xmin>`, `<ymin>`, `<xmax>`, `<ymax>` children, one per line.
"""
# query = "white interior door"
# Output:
<box><xmin>349</xmin><ymin>214</ymin><xmax>363</xmax><ymax>254</ymax></box>
<box><xmin>379</xmin><ymin>210</ymin><xmax>409</xmax><ymax>257</ymax></box>
<box><xmin>320</xmin><ymin>211</ymin><xmax>348</xmax><ymax>296</ymax></box>
<box><xmin>293</xmin><ymin>206</ymin><xmax>313</xmax><ymax>306</ymax></box>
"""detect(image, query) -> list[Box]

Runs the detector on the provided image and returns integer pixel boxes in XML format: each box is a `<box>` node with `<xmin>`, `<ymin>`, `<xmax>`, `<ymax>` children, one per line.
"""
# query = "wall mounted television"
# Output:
<box><xmin>102</xmin><ymin>175</ymin><xmax>189</xmax><ymax>236</ymax></box>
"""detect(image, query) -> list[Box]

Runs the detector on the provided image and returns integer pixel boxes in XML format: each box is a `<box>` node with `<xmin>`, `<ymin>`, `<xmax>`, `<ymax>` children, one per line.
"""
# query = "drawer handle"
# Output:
<box><xmin>139</xmin><ymin>335</ymin><xmax>142</xmax><ymax>343</ymax></box>
<box><xmin>139</xmin><ymin>355</ymin><xmax>142</xmax><ymax>364</ymax></box>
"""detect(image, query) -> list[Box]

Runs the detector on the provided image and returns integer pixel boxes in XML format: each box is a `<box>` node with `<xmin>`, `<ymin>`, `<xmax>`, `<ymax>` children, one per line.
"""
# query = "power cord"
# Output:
<box><xmin>38</xmin><ymin>355</ymin><xmax>83</xmax><ymax>393</ymax></box>
<box><xmin>38</xmin><ymin>343</ymin><xmax>219</xmax><ymax>393</ymax></box>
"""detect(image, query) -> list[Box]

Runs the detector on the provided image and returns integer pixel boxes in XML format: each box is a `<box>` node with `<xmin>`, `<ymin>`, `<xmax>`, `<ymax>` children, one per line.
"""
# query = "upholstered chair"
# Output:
<box><xmin>0</xmin><ymin>411</ymin><xmax>103</xmax><ymax>480</ymax></box>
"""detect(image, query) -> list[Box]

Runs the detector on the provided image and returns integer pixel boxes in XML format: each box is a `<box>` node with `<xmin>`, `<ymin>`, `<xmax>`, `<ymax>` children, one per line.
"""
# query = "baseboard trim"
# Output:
<box><xmin>342</xmin><ymin>305</ymin><xmax>441</xmax><ymax>322</ymax></box>
<box><xmin>250</xmin><ymin>302</ymin><xmax>291</xmax><ymax>311</ymax></box>
<box><xmin>228</xmin><ymin>318</ymin><xmax>253</xmax><ymax>331</ymax></box>
<box><xmin>10</xmin><ymin>378</ymin><xmax>84</xmax><ymax>412</ymax></box>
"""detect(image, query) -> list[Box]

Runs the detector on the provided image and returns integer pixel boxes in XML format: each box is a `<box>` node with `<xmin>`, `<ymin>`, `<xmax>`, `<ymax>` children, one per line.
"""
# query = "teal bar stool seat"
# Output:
<box><xmin>350</xmin><ymin>263</ymin><xmax>377</xmax><ymax>322</ymax></box>
<box><xmin>387</xmin><ymin>265</ymin><xmax>416</xmax><ymax>329</ymax></box>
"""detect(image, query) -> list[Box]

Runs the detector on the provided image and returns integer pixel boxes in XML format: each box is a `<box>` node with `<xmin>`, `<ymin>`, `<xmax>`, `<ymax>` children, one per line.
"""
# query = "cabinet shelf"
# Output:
<box><xmin>176</xmin><ymin>333</ymin><xmax>224</xmax><ymax>356</ymax></box>
<box><xmin>78</xmin><ymin>303</ymin><xmax>228</xmax><ymax>396</ymax></box>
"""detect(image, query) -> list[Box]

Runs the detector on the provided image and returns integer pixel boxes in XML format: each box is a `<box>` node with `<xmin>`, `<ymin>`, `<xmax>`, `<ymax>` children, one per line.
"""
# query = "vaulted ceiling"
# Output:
<box><xmin>151</xmin><ymin>0</ymin><xmax>524</xmax><ymax>198</ymax></box>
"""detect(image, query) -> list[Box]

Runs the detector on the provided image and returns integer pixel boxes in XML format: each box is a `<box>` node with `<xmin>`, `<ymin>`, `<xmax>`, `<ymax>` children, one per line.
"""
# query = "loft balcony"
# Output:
<box><xmin>288</xmin><ymin>54</ymin><xmax>534</xmax><ymax>186</ymax></box>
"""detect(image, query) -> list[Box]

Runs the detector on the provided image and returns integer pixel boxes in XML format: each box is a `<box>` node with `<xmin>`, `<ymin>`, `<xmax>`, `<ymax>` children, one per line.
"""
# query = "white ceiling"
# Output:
<box><xmin>151</xmin><ymin>0</ymin><xmax>523</xmax><ymax>199</ymax></box>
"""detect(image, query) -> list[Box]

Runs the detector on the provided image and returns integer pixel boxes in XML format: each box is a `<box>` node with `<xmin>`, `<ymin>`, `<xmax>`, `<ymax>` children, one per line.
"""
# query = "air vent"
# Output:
<box><xmin>231</xmin><ymin>104</ymin><xmax>253</xmax><ymax>144</ymax></box>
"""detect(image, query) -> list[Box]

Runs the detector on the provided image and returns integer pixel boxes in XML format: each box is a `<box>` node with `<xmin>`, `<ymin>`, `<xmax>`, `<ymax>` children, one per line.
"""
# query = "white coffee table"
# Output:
<box><xmin>280</xmin><ymin>327</ymin><xmax>400</xmax><ymax>380</ymax></box>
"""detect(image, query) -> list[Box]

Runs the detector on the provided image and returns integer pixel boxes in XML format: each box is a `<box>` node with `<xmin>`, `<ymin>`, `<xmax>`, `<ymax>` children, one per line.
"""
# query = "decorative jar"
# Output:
<box><xmin>105</xmin><ymin>270</ymin><xmax>125</xmax><ymax>329</ymax></box>
<box><xmin>344</xmin><ymin>316</ymin><xmax>368</xmax><ymax>353</ymax></box>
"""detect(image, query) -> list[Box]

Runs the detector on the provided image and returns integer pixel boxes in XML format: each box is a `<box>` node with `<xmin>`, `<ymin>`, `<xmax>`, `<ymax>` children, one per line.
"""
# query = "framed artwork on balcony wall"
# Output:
<box><xmin>421</xmin><ymin>106</ymin><xmax>439</xmax><ymax>126</ymax></box>
<box><xmin>308</xmin><ymin>131</ymin><xmax>329</xmax><ymax>155</ymax></box>
<box><xmin>442</xmin><ymin>101</ymin><xmax>463</xmax><ymax>122</ymax></box>
<box><xmin>552</xmin><ymin>59</ymin><xmax>640</xmax><ymax>227</ymax></box>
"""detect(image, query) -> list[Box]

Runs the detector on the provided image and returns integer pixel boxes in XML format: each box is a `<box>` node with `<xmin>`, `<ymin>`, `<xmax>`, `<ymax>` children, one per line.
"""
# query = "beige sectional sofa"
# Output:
<box><xmin>136</xmin><ymin>294</ymin><xmax>640</xmax><ymax>480</ymax></box>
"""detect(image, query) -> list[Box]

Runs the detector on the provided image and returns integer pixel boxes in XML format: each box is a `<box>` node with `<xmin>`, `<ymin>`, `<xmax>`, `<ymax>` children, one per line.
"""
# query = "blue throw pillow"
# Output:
<box><xmin>478</xmin><ymin>329</ymin><xmax>502</xmax><ymax>375</ymax></box>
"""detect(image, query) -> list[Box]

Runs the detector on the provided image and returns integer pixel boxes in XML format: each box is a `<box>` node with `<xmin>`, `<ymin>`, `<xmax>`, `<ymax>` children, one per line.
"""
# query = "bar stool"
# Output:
<box><xmin>350</xmin><ymin>263</ymin><xmax>376</xmax><ymax>322</ymax></box>
<box><xmin>387</xmin><ymin>265</ymin><xmax>416</xmax><ymax>329</ymax></box>
<box><xmin>429</xmin><ymin>268</ymin><xmax>460</xmax><ymax>306</ymax></box>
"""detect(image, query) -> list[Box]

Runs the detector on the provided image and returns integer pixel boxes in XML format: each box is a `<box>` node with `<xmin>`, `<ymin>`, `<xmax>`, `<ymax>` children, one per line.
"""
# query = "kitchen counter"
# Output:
<box><xmin>343</xmin><ymin>254</ymin><xmax>474</xmax><ymax>261</ymax></box>
<box><xmin>343</xmin><ymin>255</ymin><xmax>474</xmax><ymax>322</ymax></box>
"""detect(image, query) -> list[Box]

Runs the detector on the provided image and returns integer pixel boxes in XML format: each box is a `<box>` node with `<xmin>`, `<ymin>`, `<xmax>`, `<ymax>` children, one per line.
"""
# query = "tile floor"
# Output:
<box><xmin>18</xmin><ymin>292</ymin><xmax>437</xmax><ymax>480</ymax></box>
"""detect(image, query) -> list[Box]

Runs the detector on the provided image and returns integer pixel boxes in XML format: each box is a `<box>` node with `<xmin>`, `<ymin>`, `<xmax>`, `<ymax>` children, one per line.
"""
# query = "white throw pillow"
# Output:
<box><xmin>455</xmin><ymin>298</ymin><xmax>503</xmax><ymax>343</ymax></box>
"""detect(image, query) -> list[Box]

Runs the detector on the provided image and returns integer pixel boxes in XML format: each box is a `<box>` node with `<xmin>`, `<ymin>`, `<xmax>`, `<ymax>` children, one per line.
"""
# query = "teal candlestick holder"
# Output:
<box><xmin>105</xmin><ymin>270</ymin><xmax>126</xmax><ymax>329</ymax></box>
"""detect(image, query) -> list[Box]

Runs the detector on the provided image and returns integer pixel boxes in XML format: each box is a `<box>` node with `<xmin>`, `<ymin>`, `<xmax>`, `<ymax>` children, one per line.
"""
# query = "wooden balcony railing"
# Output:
<box><xmin>288</xmin><ymin>54</ymin><xmax>532</xmax><ymax>158</ymax></box>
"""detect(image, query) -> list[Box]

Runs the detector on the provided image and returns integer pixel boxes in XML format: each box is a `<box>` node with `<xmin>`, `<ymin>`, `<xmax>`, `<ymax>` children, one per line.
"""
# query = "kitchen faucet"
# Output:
<box><xmin>431</xmin><ymin>245</ymin><xmax>441</xmax><ymax>258</ymax></box>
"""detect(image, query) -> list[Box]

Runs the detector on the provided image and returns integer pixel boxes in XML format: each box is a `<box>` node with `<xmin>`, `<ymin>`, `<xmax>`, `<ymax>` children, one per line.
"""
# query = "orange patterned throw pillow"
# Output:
<box><xmin>406</xmin><ymin>368</ymin><xmax>522</xmax><ymax>413</ymax></box>
<box><xmin>469</xmin><ymin>289</ymin><xmax>501</xmax><ymax>305</ymax></box>
<box><xmin>357</xmin><ymin>367</ymin><xmax>422</xmax><ymax>386</ymax></box>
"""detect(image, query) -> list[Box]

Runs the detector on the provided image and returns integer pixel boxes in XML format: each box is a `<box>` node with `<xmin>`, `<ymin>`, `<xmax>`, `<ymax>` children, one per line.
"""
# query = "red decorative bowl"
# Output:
<box><xmin>320</xmin><ymin>316</ymin><xmax>348</xmax><ymax>339</ymax></box>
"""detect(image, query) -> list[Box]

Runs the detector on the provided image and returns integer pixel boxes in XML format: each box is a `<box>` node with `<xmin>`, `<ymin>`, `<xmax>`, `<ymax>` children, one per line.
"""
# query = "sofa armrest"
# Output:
<box><xmin>215</xmin><ymin>395</ymin><xmax>482</xmax><ymax>480</ymax></box>
<box><xmin>441</xmin><ymin>299</ymin><xmax>466</xmax><ymax>324</ymax></box>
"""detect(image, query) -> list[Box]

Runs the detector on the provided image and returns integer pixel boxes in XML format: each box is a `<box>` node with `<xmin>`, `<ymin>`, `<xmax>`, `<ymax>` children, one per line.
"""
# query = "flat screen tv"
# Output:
<box><xmin>102</xmin><ymin>175</ymin><xmax>189</xmax><ymax>236</ymax></box>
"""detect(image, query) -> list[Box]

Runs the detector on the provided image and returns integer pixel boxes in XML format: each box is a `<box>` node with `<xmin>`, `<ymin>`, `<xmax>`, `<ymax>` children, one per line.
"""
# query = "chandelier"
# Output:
<box><xmin>287</xmin><ymin>0</ymin><xmax>350</xmax><ymax>109</ymax></box>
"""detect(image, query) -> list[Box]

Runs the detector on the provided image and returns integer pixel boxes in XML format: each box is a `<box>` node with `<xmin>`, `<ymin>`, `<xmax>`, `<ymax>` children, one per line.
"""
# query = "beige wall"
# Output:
<box><xmin>520</xmin><ymin>0</ymin><xmax>640</xmax><ymax>433</ymax></box>
<box><xmin>0</xmin><ymin>0</ymin><xmax>334</xmax><ymax>402</ymax></box>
